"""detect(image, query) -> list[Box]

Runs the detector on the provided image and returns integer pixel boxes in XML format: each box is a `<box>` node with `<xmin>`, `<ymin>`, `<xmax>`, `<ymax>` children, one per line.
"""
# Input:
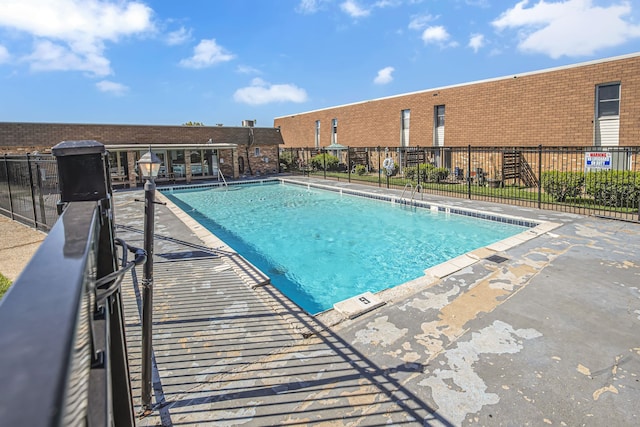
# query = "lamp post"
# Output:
<box><xmin>137</xmin><ymin>148</ymin><xmax>162</xmax><ymax>413</ymax></box>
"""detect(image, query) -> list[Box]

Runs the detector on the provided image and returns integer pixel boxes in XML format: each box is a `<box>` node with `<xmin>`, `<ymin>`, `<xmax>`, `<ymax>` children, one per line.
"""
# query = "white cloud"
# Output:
<box><xmin>374</xmin><ymin>66</ymin><xmax>394</xmax><ymax>84</ymax></box>
<box><xmin>468</xmin><ymin>33</ymin><xmax>485</xmax><ymax>52</ymax></box>
<box><xmin>374</xmin><ymin>0</ymin><xmax>402</xmax><ymax>7</ymax></box>
<box><xmin>0</xmin><ymin>45</ymin><xmax>10</xmax><ymax>63</ymax></box>
<box><xmin>408</xmin><ymin>14</ymin><xmax>436</xmax><ymax>31</ymax></box>
<box><xmin>296</xmin><ymin>0</ymin><xmax>327</xmax><ymax>14</ymax></box>
<box><xmin>179</xmin><ymin>39</ymin><xmax>235</xmax><ymax>69</ymax></box>
<box><xmin>492</xmin><ymin>0</ymin><xmax>640</xmax><ymax>58</ymax></box>
<box><xmin>0</xmin><ymin>0</ymin><xmax>155</xmax><ymax>76</ymax></box>
<box><xmin>96</xmin><ymin>80</ymin><xmax>129</xmax><ymax>95</ymax></box>
<box><xmin>234</xmin><ymin>78</ymin><xmax>308</xmax><ymax>105</ymax></box>
<box><xmin>237</xmin><ymin>65</ymin><xmax>262</xmax><ymax>74</ymax></box>
<box><xmin>340</xmin><ymin>0</ymin><xmax>370</xmax><ymax>18</ymax></box>
<box><xmin>422</xmin><ymin>25</ymin><xmax>452</xmax><ymax>44</ymax></box>
<box><xmin>166</xmin><ymin>27</ymin><xmax>191</xmax><ymax>46</ymax></box>
<box><xmin>25</xmin><ymin>40</ymin><xmax>111</xmax><ymax>75</ymax></box>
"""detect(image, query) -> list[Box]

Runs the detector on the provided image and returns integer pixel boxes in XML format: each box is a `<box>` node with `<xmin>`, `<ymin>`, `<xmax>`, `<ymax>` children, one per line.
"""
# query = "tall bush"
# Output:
<box><xmin>279</xmin><ymin>151</ymin><xmax>296</xmax><ymax>171</ymax></box>
<box><xmin>541</xmin><ymin>171</ymin><xmax>584</xmax><ymax>202</ymax></box>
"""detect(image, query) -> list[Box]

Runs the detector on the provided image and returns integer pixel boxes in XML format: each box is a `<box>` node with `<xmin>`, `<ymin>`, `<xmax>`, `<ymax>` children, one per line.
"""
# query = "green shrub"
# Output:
<box><xmin>421</xmin><ymin>163</ymin><xmax>436</xmax><ymax>181</ymax></box>
<box><xmin>430</xmin><ymin>167</ymin><xmax>450</xmax><ymax>182</ymax></box>
<box><xmin>354</xmin><ymin>164</ymin><xmax>367</xmax><ymax>175</ymax></box>
<box><xmin>279</xmin><ymin>151</ymin><xmax>296</xmax><ymax>171</ymax></box>
<box><xmin>402</xmin><ymin>164</ymin><xmax>449</xmax><ymax>182</ymax></box>
<box><xmin>0</xmin><ymin>274</ymin><xmax>11</xmax><ymax>300</ymax></box>
<box><xmin>310</xmin><ymin>153</ymin><xmax>340</xmax><ymax>171</ymax></box>
<box><xmin>584</xmin><ymin>170</ymin><xmax>640</xmax><ymax>207</ymax></box>
<box><xmin>404</xmin><ymin>166</ymin><xmax>418</xmax><ymax>180</ymax></box>
<box><xmin>541</xmin><ymin>171</ymin><xmax>585</xmax><ymax>202</ymax></box>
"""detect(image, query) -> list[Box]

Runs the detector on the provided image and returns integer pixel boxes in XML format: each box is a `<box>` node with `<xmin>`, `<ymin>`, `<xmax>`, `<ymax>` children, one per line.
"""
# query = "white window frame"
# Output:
<box><xmin>401</xmin><ymin>109</ymin><xmax>410</xmax><ymax>147</ymax></box>
<box><xmin>331</xmin><ymin>118</ymin><xmax>338</xmax><ymax>145</ymax></box>
<box><xmin>435</xmin><ymin>105</ymin><xmax>445</xmax><ymax>127</ymax></box>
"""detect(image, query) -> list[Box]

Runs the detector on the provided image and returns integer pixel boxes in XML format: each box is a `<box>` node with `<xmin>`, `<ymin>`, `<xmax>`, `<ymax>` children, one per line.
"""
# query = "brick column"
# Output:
<box><xmin>185</xmin><ymin>150</ymin><xmax>192</xmax><ymax>183</ymax></box>
<box><xmin>127</xmin><ymin>151</ymin><xmax>137</xmax><ymax>188</ymax></box>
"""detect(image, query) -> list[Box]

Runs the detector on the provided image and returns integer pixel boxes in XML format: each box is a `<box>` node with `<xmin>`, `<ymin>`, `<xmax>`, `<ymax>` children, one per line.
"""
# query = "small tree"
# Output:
<box><xmin>182</xmin><ymin>121</ymin><xmax>205</xmax><ymax>126</ymax></box>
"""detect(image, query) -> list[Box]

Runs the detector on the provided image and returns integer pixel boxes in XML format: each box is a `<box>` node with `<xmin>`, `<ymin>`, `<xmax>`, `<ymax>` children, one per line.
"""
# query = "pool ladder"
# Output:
<box><xmin>218</xmin><ymin>169</ymin><xmax>228</xmax><ymax>186</ymax></box>
<box><xmin>400</xmin><ymin>183</ymin><xmax>423</xmax><ymax>203</ymax></box>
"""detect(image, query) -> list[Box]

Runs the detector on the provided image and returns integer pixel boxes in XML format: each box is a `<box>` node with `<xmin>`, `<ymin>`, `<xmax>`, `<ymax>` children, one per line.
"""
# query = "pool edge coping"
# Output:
<box><xmin>157</xmin><ymin>178</ymin><xmax>563</xmax><ymax>329</ymax></box>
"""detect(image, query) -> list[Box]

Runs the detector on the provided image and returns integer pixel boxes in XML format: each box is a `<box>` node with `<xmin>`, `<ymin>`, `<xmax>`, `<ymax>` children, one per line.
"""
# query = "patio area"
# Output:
<box><xmin>114</xmin><ymin>178</ymin><xmax>640</xmax><ymax>426</ymax></box>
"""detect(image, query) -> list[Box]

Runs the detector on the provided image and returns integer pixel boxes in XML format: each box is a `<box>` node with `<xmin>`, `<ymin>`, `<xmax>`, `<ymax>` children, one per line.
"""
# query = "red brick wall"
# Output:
<box><xmin>275</xmin><ymin>54</ymin><xmax>640</xmax><ymax>148</ymax></box>
<box><xmin>0</xmin><ymin>123</ymin><xmax>282</xmax><ymax>155</ymax></box>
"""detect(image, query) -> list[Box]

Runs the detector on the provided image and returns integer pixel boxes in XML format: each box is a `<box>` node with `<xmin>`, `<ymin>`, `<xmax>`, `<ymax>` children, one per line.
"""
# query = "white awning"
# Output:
<box><xmin>105</xmin><ymin>143</ymin><xmax>237</xmax><ymax>151</ymax></box>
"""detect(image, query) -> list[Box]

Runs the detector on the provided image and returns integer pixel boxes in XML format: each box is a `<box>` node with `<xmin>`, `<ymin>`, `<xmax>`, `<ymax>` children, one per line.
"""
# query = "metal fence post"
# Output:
<box><xmin>35</xmin><ymin>161</ymin><xmax>47</xmax><ymax>227</ymax></box>
<box><xmin>467</xmin><ymin>145</ymin><xmax>472</xmax><ymax>199</ymax></box>
<box><xmin>377</xmin><ymin>147</ymin><xmax>381</xmax><ymax>187</ymax></box>
<box><xmin>323</xmin><ymin>150</ymin><xmax>326</xmax><ymax>180</ymax></box>
<box><xmin>26</xmin><ymin>153</ymin><xmax>38</xmax><ymax>228</ymax></box>
<box><xmin>347</xmin><ymin>147</ymin><xmax>351</xmax><ymax>183</ymax></box>
<box><xmin>4</xmin><ymin>154</ymin><xmax>15</xmax><ymax>220</ymax></box>
<box><xmin>538</xmin><ymin>145</ymin><xmax>542</xmax><ymax>209</ymax></box>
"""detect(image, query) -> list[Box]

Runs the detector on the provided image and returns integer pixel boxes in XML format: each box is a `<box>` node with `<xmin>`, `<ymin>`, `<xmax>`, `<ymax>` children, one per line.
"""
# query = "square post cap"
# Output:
<box><xmin>52</xmin><ymin>140</ymin><xmax>105</xmax><ymax>157</ymax></box>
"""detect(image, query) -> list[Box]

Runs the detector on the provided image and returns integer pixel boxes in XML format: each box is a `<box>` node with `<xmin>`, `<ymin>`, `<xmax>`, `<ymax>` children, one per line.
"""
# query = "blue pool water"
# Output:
<box><xmin>164</xmin><ymin>182</ymin><xmax>527</xmax><ymax>314</ymax></box>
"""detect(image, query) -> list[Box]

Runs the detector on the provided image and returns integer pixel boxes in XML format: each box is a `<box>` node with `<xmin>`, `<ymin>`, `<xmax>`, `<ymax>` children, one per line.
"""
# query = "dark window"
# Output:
<box><xmin>597</xmin><ymin>83</ymin><xmax>620</xmax><ymax>118</ymax></box>
<box><xmin>436</xmin><ymin>105</ymin><xmax>445</xmax><ymax>126</ymax></box>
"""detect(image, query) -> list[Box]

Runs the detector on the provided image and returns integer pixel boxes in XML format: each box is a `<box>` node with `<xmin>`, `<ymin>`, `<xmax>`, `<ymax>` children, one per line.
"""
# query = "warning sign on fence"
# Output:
<box><xmin>585</xmin><ymin>152</ymin><xmax>611</xmax><ymax>172</ymax></box>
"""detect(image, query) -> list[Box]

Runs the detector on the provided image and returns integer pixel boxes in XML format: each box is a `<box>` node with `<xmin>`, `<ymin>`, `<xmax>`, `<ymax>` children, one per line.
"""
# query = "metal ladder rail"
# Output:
<box><xmin>218</xmin><ymin>169</ymin><xmax>228</xmax><ymax>186</ymax></box>
<box><xmin>411</xmin><ymin>184</ymin><xmax>423</xmax><ymax>202</ymax></box>
<box><xmin>401</xmin><ymin>183</ymin><xmax>413</xmax><ymax>199</ymax></box>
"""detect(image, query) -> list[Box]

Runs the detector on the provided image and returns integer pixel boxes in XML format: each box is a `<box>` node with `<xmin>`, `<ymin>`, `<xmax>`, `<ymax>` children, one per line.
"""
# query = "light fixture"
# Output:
<box><xmin>137</xmin><ymin>148</ymin><xmax>162</xmax><ymax>180</ymax></box>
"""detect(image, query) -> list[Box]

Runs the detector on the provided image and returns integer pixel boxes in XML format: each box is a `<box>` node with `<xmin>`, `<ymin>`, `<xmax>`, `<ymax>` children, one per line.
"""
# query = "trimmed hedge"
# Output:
<box><xmin>541</xmin><ymin>171</ymin><xmax>584</xmax><ymax>202</ymax></box>
<box><xmin>585</xmin><ymin>170</ymin><xmax>640</xmax><ymax>208</ymax></box>
<box><xmin>310</xmin><ymin>153</ymin><xmax>340</xmax><ymax>171</ymax></box>
<box><xmin>404</xmin><ymin>164</ymin><xmax>450</xmax><ymax>182</ymax></box>
<box><xmin>354</xmin><ymin>164</ymin><xmax>367</xmax><ymax>175</ymax></box>
<box><xmin>542</xmin><ymin>170</ymin><xmax>640</xmax><ymax>207</ymax></box>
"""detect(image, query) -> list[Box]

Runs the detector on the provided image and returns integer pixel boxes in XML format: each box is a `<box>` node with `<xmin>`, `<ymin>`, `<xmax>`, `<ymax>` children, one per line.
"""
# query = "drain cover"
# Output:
<box><xmin>486</xmin><ymin>254</ymin><xmax>509</xmax><ymax>264</ymax></box>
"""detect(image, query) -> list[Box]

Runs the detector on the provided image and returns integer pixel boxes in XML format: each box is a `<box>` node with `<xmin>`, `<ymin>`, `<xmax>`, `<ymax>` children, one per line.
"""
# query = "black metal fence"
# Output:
<box><xmin>280</xmin><ymin>145</ymin><xmax>640</xmax><ymax>223</ymax></box>
<box><xmin>0</xmin><ymin>141</ymin><xmax>140</xmax><ymax>426</ymax></box>
<box><xmin>4</xmin><ymin>146</ymin><xmax>640</xmax><ymax>226</ymax></box>
<box><xmin>0</xmin><ymin>153</ymin><xmax>59</xmax><ymax>230</ymax></box>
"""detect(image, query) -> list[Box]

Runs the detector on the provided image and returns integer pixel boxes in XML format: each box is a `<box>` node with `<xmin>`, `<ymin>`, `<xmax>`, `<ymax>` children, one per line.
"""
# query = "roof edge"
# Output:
<box><xmin>274</xmin><ymin>52</ymin><xmax>640</xmax><ymax>119</ymax></box>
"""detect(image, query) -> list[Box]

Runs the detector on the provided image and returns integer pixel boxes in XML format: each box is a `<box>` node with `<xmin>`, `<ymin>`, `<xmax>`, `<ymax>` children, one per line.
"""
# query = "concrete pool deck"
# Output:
<box><xmin>112</xmin><ymin>177</ymin><xmax>640</xmax><ymax>426</ymax></box>
<box><xmin>5</xmin><ymin>176</ymin><xmax>637</xmax><ymax>425</ymax></box>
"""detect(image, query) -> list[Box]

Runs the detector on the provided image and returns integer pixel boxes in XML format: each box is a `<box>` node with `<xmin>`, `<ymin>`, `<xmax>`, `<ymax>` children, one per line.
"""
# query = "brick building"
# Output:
<box><xmin>274</xmin><ymin>53</ymin><xmax>640</xmax><ymax>150</ymax></box>
<box><xmin>0</xmin><ymin>122</ymin><xmax>284</xmax><ymax>186</ymax></box>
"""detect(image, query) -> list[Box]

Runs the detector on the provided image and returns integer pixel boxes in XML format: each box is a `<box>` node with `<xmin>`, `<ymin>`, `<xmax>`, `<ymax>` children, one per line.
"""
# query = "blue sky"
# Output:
<box><xmin>1</xmin><ymin>0</ymin><xmax>639</xmax><ymax>127</ymax></box>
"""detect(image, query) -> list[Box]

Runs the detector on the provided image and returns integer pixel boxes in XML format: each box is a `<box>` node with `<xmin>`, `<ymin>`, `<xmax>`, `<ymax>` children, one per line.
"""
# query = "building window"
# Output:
<box><xmin>597</xmin><ymin>83</ymin><xmax>620</xmax><ymax>118</ymax></box>
<box><xmin>254</xmin><ymin>147</ymin><xmax>261</xmax><ymax>157</ymax></box>
<box><xmin>315</xmin><ymin>120</ymin><xmax>320</xmax><ymax>148</ymax></box>
<box><xmin>401</xmin><ymin>109</ymin><xmax>410</xmax><ymax>147</ymax></box>
<box><xmin>331</xmin><ymin>118</ymin><xmax>338</xmax><ymax>145</ymax></box>
<box><xmin>435</xmin><ymin>105</ymin><xmax>445</xmax><ymax>126</ymax></box>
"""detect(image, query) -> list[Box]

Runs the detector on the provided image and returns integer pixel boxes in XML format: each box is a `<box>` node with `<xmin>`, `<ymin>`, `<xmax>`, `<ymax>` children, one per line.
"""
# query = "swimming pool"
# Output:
<box><xmin>164</xmin><ymin>181</ymin><xmax>528</xmax><ymax>314</ymax></box>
